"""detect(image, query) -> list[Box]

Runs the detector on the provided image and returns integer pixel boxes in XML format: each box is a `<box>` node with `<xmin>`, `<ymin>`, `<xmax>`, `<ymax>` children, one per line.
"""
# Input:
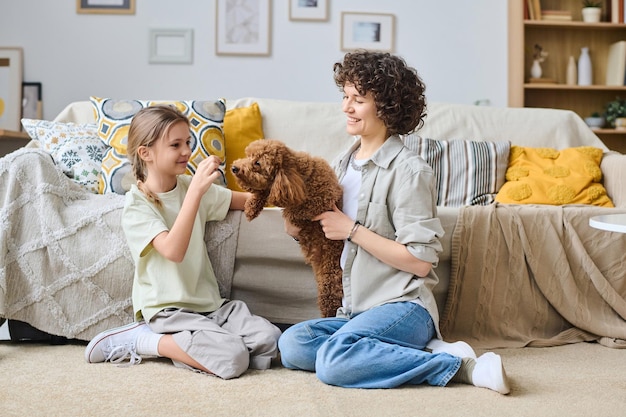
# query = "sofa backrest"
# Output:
<box><xmin>421</xmin><ymin>102</ymin><xmax>608</xmax><ymax>151</ymax></box>
<box><xmin>53</xmin><ymin>98</ymin><xmax>609</xmax><ymax>164</ymax></box>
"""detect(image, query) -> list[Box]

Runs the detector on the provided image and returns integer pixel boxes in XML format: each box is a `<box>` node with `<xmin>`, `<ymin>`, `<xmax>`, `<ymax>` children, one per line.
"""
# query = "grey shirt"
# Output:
<box><xmin>334</xmin><ymin>135</ymin><xmax>445</xmax><ymax>338</ymax></box>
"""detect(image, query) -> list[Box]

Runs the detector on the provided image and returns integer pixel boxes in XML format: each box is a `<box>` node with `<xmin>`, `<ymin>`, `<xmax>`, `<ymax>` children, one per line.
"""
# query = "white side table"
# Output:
<box><xmin>589</xmin><ymin>213</ymin><xmax>626</xmax><ymax>234</ymax></box>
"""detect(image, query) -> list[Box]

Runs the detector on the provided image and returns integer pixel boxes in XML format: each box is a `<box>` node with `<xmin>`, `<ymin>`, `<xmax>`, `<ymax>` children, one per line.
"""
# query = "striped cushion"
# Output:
<box><xmin>404</xmin><ymin>135</ymin><xmax>510</xmax><ymax>206</ymax></box>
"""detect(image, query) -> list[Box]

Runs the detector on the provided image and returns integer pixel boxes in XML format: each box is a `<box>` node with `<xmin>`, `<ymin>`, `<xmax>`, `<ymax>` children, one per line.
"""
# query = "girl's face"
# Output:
<box><xmin>147</xmin><ymin>121</ymin><xmax>192</xmax><ymax>179</ymax></box>
<box><xmin>341</xmin><ymin>83</ymin><xmax>387</xmax><ymax>140</ymax></box>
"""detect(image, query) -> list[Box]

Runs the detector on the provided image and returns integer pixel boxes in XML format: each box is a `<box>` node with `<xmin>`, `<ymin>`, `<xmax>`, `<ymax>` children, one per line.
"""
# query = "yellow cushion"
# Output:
<box><xmin>90</xmin><ymin>96</ymin><xmax>226</xmax><ymax>194</ymax></box>
<box><xmin>495</xmin><ymin>146</ymin><xmax>614</xmax><ymax>207</ymax></box>
<box><xmin>223</xmin><ymin>102</ymin><xmax>264</xmax><ymax>191</ymax></box>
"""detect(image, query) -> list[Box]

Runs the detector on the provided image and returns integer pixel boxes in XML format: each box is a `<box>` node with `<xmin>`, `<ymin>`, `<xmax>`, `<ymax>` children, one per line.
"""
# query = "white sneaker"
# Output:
<box><xmin>84</xmin><ymin>321</ymin><xmax>147</xmax><ymax>365</ymax></box>
<box><xmin>427</xmin><ymin>338</ymin><xmax>477</xmax><ymax>359</ymax></box>
<box><xmin>472</xmin><ymin>352</ymin><xmax>510</xmax><ymax>395</ymax></box>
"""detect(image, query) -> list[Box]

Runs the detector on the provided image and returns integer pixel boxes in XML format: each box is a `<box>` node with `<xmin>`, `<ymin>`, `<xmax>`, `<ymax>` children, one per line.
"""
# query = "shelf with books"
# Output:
<box><xmin>524</xmin><ymin>21</ymin><xmax>626</xmax><ymax>29</ymax></box>
<box><xmin>524</xmin><ymin>84</ymin><xmax>626</xmax><ymax>90</ymax></box>
<box><xmin>510</xmin><ymin>0</ymin><xmax>626</xmax><ymax>152</ymax></box>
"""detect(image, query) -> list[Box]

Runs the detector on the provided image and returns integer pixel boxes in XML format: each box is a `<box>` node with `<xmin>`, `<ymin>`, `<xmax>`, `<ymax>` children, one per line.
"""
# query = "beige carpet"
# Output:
<box><xmin>1</xmin><ymin>341</ymin><xmax>625</xmax><ymax>417</ymax></box>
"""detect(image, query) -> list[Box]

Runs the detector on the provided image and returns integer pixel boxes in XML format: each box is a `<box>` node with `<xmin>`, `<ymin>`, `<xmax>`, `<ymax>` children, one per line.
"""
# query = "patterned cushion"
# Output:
<box><xmin>404</xmin><ymin>135</ymin><xmax>511</xmax><ymax>206</ymax></box>
<box><xmin>90</xmin><ymin>97</ymin><xmax>226</xmax><ymax>194</ymax></box>
<box><xmin>495</xmin><ymin>146</ymin><xmax>614</xmax><ymax>207</ymax></box>
<box><xmin>223</xmin><ymin>102</ymin><xmax>264</xmax><ymax>192</ymax></box>
<box><xmin>21</xmin><ymin>118</ymin><xmax>107</xmax><ymax>193</ymax></box>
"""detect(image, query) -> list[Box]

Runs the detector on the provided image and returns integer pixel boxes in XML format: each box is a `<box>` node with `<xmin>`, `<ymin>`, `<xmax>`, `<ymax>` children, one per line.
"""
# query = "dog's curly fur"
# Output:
<box><xmin>231</xmin><ymin>139</ymin><xmax>344</xmax><ymax>317</ymax></box>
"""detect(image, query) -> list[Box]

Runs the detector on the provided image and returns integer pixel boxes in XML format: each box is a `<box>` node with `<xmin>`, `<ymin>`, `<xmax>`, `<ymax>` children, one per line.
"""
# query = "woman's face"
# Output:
<box><xmin>341</xmin><ymin>83</ymin><xmax>387</xmax><ymax>140</ymax></box>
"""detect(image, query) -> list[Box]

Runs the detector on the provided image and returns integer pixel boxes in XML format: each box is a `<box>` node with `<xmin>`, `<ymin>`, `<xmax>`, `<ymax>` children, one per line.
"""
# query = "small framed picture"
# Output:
<box><xmin>341</xmin><ymin>12</ymin><xmax>395</xmax><ymax>53</ymax></box>
<box><xmin>76</xmin><ymin>0</ymin><xmax>135</xmax><ymax>15</ymax></box>
<box><xmin>0</xmin><ymin>47</ymin><xmax>23</xmax><ymax>131</ymax></box>
<box><xmin>149</xmin><ymin>29</ymin><xmax>194</xmax><ymax>64</ymax></box>
<box><xmin>22</xmin><ymin>82</ymin><xmax>42</xmax><ymax>121</ymax></box>
<box><xmin>289</xmin><ymin>0</ymin><xmax>328</xmax><ymax>22</ymax></box>
<box><xmin>216</xmin><ymin>0</ymin><xmax>272</xmax><ymax>56</ymax></box>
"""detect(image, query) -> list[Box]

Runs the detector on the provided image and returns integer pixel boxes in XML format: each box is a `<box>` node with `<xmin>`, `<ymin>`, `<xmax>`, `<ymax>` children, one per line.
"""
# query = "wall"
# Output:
<box><xmin>0</xmin><ymin>0</ymin><xmax>508</xmax><ymax>120</ymax></box>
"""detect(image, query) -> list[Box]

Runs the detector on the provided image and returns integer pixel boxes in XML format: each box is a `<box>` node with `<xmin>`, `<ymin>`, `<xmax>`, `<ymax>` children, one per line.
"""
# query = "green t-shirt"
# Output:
<box><xmin>122</xmin><ymin>175</ymin><xmax>232</xmax><ymax>322</ymax></box>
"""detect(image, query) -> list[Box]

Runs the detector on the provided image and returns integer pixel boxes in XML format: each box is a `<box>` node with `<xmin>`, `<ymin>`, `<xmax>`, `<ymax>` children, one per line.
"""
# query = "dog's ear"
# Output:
<box><xmin>269</xmin><ymin>162</ymin><xmax>306</xmax><ymax>207</ymax></box>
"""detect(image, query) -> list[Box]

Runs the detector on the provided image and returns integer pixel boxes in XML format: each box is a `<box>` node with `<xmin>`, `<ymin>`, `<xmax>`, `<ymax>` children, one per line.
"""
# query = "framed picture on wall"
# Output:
<box><xmin>148</xmin><ymin>29</ymin><xmax>194</xmax><ymax>64</ymax></box>
<box><xmin>0</xmin><ymin>47</ymin><xmax>23</xmax><ymax>131</ymax></box>
<box><xmin>341</xmin><ymin>12</ymin><xmax>395</xmax><ymax>53</ymax></box>
<box><xmin>22</xmin><ymin>82</ymin><xmax>42</xmax><ymax>121</ymax></box>
<box><xmin>216</xmin><ymin>0</ymin><xmax>272</xmax><ymax>56</ymax></box>
<box><xmin>76</xmin><ymin>0</ymin><xmax>136</xmax><ymax>14</ymax></box>
<box><xmin>289</xmin><ymin>0</ymin><xmax>328</xmax><ymax>21</ymax></box>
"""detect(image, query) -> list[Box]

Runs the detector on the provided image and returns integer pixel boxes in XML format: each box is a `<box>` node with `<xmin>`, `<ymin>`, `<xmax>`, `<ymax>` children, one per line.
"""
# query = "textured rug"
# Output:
<box><xmin>1</xmin><ymin>341</ymin><xmax>626</xmax><ymax>417</ymax></box>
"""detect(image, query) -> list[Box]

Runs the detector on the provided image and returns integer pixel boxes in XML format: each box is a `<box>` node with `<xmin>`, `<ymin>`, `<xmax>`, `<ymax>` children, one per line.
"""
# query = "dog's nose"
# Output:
<box><xmin>231</xmin><ymin>166</ymin><xmax>239</xmax><ymax>174</ymax></box>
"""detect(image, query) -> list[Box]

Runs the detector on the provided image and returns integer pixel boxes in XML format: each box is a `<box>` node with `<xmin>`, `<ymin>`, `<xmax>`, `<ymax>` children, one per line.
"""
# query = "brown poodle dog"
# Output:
<box><xmin>230</xmin><ymin>139</ymin><xmax>344</xmax><ymax>318</ymax></box>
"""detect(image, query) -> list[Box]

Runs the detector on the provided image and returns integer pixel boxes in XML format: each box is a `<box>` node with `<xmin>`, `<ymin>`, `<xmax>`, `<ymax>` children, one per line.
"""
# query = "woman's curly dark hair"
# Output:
<box><xmin>333</xmin><ymin>50</ymin><xmax>427</xmax><ymax>136</ymax></box>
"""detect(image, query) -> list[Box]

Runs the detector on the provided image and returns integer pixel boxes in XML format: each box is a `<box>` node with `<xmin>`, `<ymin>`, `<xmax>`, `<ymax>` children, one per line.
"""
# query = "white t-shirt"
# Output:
<box><xmin>122</xmin><ymin>175</ymin><xmax>232</xmax><ymax>322</ymax></box>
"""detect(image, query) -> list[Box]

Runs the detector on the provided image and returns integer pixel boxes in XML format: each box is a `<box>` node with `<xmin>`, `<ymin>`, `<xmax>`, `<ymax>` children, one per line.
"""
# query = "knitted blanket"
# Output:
<box><xmin>0</xmin><ymin>148</ymin><xmax>240</xmax><ymax>341</ymax></box>
<box><xmin>441</xmin><ymin>203</ymin><xmax>626</xmax><ymax>349</ymax></box>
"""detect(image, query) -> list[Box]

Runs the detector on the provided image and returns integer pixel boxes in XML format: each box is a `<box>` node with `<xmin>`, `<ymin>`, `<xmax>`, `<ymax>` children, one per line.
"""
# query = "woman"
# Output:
<box><xmin>278</xmin><ymin>50</ymin><xmax>510</xmax><ymax>394</ymax></box>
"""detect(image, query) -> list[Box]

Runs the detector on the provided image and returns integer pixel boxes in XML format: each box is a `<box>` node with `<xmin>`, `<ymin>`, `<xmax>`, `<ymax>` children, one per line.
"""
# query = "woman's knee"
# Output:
<box><xmin>278</xmin><ymin>324</ymin><xmax>315</xmax><ymax>370</ymax></box>
<box><xmin>314</xmin><ymin>334</ymin><xmax>355</xmax><ymax>386</ymax></box>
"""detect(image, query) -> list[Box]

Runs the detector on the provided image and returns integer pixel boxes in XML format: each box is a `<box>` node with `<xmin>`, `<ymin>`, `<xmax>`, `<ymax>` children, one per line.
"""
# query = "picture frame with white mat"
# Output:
<box><xmin>0</xmin><ymin>47</ymin><xmax>23</xmax><ymax>131</ymax></box>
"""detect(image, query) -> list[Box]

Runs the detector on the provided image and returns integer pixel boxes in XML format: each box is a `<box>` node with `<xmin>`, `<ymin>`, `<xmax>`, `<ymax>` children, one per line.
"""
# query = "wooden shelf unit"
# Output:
<box><xmin>508</xmin><ymin>0</ymin><xmax>626</xmax><ymax>153</ymax></box>
<box><xmin>0</xmin><ymin>129</ymin><xmax>31</xmax><ymax>157</ymax></box>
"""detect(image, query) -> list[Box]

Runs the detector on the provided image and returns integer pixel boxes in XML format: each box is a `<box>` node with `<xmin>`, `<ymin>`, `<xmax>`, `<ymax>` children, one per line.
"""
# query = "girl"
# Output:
<box><xmin>279</xmin><ymin>51</ymin><xmax>510</xmax><ymax>394</ymax></box>
<box><xmin>85</xmin><ymin>105</ymin><xmax>281</xmax><ymax>379</ymax></box>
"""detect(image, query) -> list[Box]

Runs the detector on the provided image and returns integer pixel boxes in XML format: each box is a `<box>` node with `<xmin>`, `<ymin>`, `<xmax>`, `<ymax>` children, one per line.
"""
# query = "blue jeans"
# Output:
<box><xmin>278</xmin><ymin>301</ymin><xmax>461</xmax><ymax>388</ymax></box>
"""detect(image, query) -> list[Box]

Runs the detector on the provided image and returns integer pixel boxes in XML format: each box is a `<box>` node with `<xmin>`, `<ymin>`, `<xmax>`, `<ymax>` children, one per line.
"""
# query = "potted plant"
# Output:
<box><xmin>582</xmin><ymin>0</ymin><xmax>602</xmax><ymax>23</ymax></box>
<box><xmin>584</xmin><ymin>111</ymin><xmax>605</xmax><ymax>129</ymax></box>
<box><xmin>603</xmin><ymin>97</ymin><xmax>626</xmax><ymax>129</ymax></box>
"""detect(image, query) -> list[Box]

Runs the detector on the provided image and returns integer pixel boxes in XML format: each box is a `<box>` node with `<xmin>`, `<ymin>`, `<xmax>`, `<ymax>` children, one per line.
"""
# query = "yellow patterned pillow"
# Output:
<box><xmin>90</xmin><ymin>96</ymin><xmax>226</xmax><ymax>194</ymax></box>
<box><xmin>495</xmin><ymin>146</ymin><xmax>614</xmax><ymax>207</ymax></box>
<box><xmin>223</xmin><ymin>103</ymin><xmax>264</xmax><ymax>192</ymax></box>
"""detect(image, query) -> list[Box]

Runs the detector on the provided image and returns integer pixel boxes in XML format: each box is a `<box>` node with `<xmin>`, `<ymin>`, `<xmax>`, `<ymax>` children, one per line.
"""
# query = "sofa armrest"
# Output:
<box><xmin>601</xmin><ymin>151</ymin><xmax>626</xmax><ymax>208</ymax></box>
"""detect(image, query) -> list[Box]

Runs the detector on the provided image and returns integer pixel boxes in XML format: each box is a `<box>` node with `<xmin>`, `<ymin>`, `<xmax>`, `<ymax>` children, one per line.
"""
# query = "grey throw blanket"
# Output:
<box><xmin>0</xmin><ymin>148</ymin><xmax>240</xmax><ymax>341</ymax></box>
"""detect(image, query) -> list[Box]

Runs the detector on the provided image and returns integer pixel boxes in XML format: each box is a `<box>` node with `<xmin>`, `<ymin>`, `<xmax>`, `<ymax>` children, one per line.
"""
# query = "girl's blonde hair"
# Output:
<box><xmin>127</xmin><ymin>105</ymin><xmax>190</xmax><ymax>206</ymax></box>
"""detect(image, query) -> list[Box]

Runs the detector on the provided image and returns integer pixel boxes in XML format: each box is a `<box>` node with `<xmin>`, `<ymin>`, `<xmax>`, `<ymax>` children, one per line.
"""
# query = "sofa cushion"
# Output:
<box><xmin>223</xmin><ymin>102</ymin><xmax>264</xmax><ymax>192</ymax></box>
<box><xmin>90</xmin><ymin>97</ymin><xmax>226</xmax><ymax>194</ymax></box>
<box><xmin>495</xmin><ymin>146</ymin><xmax>614</xmax><ymax>207</ymax></box>
<box><xmin>20</xmin><ymin>118</ymin><xmax>108</xmax><ymax>193</ymax></box>
<box><xmin>601</xmin><ymin>151</ymin><xmax>626</xmax><ymax>208</ymax></box>
<box><xmin>404</xmin><ymin>135</ymin><xmax>510</xmax><ymax>206</ymax></box>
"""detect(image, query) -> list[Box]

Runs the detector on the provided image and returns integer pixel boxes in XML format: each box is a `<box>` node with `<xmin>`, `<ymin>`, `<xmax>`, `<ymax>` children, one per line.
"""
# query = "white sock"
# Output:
<box><xmin>136</xmin><ymin>331</ymin><xmax>163</xmax><ymax>357</ymax></box>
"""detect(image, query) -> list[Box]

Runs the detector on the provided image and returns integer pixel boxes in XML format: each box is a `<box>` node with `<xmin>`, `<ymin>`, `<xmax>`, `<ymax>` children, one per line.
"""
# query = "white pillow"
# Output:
<box><xmin>21</xmin><ymin>119</ymin><xmax>108</xmax><ymax>193</ymax></box>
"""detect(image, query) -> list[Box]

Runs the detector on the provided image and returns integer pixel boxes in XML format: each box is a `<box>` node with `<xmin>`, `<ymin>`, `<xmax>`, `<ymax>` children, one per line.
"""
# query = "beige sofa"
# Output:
<box><xmin>2</xmin><ymin>97</ymin><xmax>625</xmax><ymax>344</ymax></box>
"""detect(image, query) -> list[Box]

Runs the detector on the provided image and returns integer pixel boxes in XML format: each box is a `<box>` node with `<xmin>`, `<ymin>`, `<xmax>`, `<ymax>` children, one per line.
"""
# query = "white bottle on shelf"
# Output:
<box><xmin>578</xmin><ymin>47</ymin><xmax>592</xmax><ymax>86</ymax></box>
<box><xmin>566</xmin><ymin>56</ymin><xmax>577</xmax><ymax>85</ymax></box>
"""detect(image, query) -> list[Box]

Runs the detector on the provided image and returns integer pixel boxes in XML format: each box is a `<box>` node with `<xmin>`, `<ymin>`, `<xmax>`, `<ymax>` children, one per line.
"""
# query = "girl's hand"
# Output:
<box><xmin>189</xmin><ymin>155</ymin><xmax>222</xmax><ymax>195</ymax></box>
<box><xmin>312</xmin><ymin>205</ymin><xmax>354</xmax><ymax>241</ymax></box>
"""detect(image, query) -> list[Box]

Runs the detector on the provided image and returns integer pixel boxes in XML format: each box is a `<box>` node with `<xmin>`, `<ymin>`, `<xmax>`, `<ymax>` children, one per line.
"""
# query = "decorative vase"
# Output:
<box><xmin>615</xmin><ymin>117</ymin><xmax>626</xmax><ymax>130</ymax></box>
<box><xmin>530</xmin><ymin>59</ymin><xmax>542</xmax><ymax>79</ymax></box>
<box><xmin>578</xmin><ymin>47</ymin><xmax>592</xmax><ymax>86</ymax></box>
<box><xmin>582</xmin><ymin>7</ymin><xmax>602</xmax><ymax>23</ymax></box>
<box><xmin>566</xmin><ymin>56</ymin><xmax>577</xmax><ymax>85</ymax></box>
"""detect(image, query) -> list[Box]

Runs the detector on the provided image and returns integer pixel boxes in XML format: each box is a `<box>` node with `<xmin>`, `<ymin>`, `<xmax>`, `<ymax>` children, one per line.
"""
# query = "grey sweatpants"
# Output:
<box><xmin>149</xmin><ymin>300</ymin><xmax>282</xmax><ymax>379</ymax></box>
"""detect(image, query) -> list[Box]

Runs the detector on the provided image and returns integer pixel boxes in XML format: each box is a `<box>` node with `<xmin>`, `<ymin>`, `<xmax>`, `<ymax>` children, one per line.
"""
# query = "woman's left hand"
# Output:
<box><xmin>312</xmin><ymin>205</ymin><xmax>354</xmax><ymax>241</ymax></box>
